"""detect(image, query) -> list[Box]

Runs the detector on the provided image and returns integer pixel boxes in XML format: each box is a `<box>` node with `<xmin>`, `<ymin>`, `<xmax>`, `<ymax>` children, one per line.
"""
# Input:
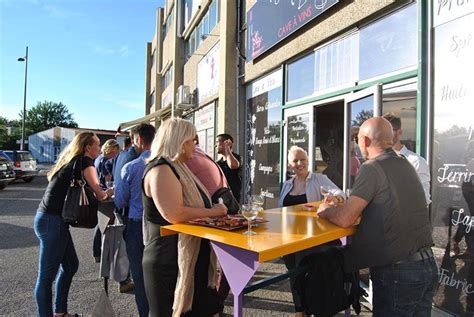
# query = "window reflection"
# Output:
<box><xmin>382</xmin><ymin>82</ymin><xmax>417</xmax><ymax>151</ymax></box>
<box><xmin>359</xmin><ymin>3</ymin><xmax>417</xmax><ymax>80</ymax></box>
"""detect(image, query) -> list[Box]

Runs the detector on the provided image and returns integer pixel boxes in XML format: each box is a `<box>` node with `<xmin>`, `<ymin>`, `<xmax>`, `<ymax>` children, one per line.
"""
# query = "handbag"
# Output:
<box><xmin>62</xmin><ymin>157</ymin><xmax>98</xmax><ymax>228</ymax></box>
<box><xmin>206</xmin><ymin>154</ymin><xmax>240</xmax><ymax>215</ymax></box>
<box><xmin>211</xmin><ymin>187</ymin><xmax>240</xmax><ymax>215</ymax></box>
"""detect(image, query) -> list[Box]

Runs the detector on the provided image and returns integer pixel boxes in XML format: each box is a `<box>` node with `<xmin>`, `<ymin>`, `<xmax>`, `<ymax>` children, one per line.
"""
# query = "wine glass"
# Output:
<box><xmin>241</xmin><ymin>203</ymin><xmax>258</xmax><ymax>236</ymax></box>
<box><xmin>251</xmin><ymin>194</ymin><xmax>264</xmax><ymax>207</ymax></box>
<box><xmin>320</xmin><ymin>186</ymin><xmax>330</xmax><ymax>201</ymax></box>
<box><xmin>250</xmin><ymin>194</ymin><xmax>264</xmax><ymax>227</ymax></box>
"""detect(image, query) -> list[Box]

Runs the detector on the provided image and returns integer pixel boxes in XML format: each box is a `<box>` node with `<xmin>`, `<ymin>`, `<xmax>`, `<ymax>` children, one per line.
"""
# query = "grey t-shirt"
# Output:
<box><xmin>351</xmin><ymin>160</ymin><xmax>391</xmax><ymax>206</ymax></box>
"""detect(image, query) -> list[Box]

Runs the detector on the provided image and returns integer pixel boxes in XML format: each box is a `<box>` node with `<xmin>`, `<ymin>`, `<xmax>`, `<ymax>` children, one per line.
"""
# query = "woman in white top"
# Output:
<box><xmin>278</xmin><ymin>145</ymin><xmax>344</xmax><ymax>317</ymax></box>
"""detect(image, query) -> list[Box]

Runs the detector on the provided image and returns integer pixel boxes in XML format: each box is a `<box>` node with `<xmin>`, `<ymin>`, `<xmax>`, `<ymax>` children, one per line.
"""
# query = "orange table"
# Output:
<box><xmin>161</xmin><ymin>201</ymin><xmax>356</xmax><ymax>316</ymax></box>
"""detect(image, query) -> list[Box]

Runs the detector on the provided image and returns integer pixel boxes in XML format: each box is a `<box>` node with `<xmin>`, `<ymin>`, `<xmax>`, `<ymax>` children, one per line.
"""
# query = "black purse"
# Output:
<box><xmin>62</xmin><ymin>157</ymin><xmax>98</xmax><ymax>228</ymax></box>
<box><xmin>206</xmin><ymin>154</ymin><xmax>240</xmax><ymax>215</ymax></box>
<box><xmin>211</xmin><ymin>187</ymin><xmax>240</xmax><ymax>215</ymax></box>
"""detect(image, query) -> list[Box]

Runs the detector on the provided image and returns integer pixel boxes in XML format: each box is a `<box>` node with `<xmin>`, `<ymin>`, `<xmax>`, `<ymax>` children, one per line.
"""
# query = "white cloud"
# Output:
<box><xmin>43</xmin><ymin>4</ymin><xmax>80</xmax><ymax>19</ymax></box>
<box><xmin>91</xmin><ymin>44</ymin><xmax>133</xmax><ymax>57</ymax></box>
<box><xmin>99</xmin><ymin>95</ymin><xmax>143</xmax><ymax>110</ymax></box>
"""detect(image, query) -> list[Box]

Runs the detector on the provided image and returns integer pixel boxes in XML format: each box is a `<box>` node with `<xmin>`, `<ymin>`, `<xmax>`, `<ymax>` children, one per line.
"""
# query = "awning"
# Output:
<box><xmin>117</xmin><ymin>105</ymin><xmax>172</xmax><ymax>131</ymax></box>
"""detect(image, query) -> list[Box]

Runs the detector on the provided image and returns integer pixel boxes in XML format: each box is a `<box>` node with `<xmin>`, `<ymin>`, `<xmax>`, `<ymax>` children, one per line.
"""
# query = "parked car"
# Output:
<box><xmin>0</xmin><ymin>150</ymin><xmax>38</xmax><ymax>182</ymax></box>
<box><xmin>0</xmin><ymin>156</ymin><xmax>16</xmax><ymax>190</ymax></box>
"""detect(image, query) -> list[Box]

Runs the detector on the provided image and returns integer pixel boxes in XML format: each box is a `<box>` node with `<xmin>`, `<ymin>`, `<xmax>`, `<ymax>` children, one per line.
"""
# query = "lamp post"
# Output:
<box><xmin>18</xmin><ymin>46</ymin><xmax>28</xmax><ymax>151</ymax></box>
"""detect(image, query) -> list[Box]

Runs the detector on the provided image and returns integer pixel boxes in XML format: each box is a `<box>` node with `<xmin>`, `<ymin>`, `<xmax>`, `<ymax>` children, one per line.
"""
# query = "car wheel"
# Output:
<box><xmin>23</xmin><ymin>177</ymin><xmax>35</xmax><ymax>182</ymax></box>
<box><xmin>0</xmin><ymin>184</ymin><xmax>5</xmax><ymax>190</ymax></box>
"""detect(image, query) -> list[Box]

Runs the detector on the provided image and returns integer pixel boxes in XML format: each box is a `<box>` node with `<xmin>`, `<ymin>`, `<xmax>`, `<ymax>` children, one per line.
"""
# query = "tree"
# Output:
<box><xmin>20</xmin><ymin>101</ymin><xmax>78</xmax><ymax>134</ymax></box>
<box><xmin>0</xmin><ymin>116</ymin><xmax>22</xmax><ymax>149</ymax></box>
<box><xmin>352</xmin><ymin>109</ymin><xmax>373</xmax><ymax>127</ymax></box>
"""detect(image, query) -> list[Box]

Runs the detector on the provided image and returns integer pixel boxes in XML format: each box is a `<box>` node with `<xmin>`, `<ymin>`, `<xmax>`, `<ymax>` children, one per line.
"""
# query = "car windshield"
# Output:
<box><xmin>19</xmin><ymin>153</ymin><xmax>34</xmax><ymax>161</ymax></box>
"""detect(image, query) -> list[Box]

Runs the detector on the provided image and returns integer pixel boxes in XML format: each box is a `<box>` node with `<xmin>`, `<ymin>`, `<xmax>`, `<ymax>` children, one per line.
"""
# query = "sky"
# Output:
<box><xmin>0</xmin><ymin>0</ymin><xmax>164</xmax><ymax>131</ymax></box>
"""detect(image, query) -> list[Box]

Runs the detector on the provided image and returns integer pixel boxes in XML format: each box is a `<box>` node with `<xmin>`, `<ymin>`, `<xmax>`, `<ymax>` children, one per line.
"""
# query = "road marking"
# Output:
<box><xmin>0</xmin><ymin>197</ymin><xmax>42</xmax><ymax>201</ymax></box>
<box><xmin>3</xmin><ymin>187</ymin><xmax>46</xmax><ymax>191</ymax></box>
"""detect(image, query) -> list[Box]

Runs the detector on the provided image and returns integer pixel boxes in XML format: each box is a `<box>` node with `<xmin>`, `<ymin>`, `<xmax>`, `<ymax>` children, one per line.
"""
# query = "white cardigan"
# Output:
<box><xmin>278</xmin><ymin>172</ymin><xmax>344</xmax><ymax>207</ymax></box>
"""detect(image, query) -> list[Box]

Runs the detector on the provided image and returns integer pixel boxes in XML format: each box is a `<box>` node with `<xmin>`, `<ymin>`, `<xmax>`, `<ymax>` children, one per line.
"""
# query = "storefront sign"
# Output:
<box><xmin>432</xmin><ymin>2</ymin><xmax>473</xmax><ymax>314</ymax></box>
<box><xmin>245</xmin><ymin>70</ymin><xmax>282</xmax><ymax>208</ymax></box>
<box><xmin>433</xmin><ymin>0</ymin><xmax>474</xmax><ymax>27</ymax></box>
<box><xmin>246</xmin><ymin>0</ymin><xmax>339</xmax><ymax>61</ymax></box>
<box><xmin>247</xmin><ymin>68</ymin><xmax>282</xmax><ymax>98</ymax></box>
<box><xmin>197</xmin><ymin>42</ymin><xmax>220</xmax><ymax>102</ymax></box>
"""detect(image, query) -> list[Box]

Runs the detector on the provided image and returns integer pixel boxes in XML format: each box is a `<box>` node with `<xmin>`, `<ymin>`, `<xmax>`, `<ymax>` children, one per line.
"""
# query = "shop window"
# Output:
<box><xmin>314</xmin><ymin>33</ymin><xmax>358</xmax><ymax>93</ymax></box>
<box><xmin>359</xmin><ymin>3</ymin><xmax>417</xmax><ymax>80</ymax></box>
<box><xmin>382</xmin><ymin>82</ymin><xmax>417</xmax><ymax>151</ymax></box>
<box><xmin>287</xmin><ymin>33</ymin><xmax>358</xmax><ymax>102</ymax></box>
<box><xmin>287</xmin><ymin>53</ymin><xmax>315</xmax><ymax>102</ymax></box>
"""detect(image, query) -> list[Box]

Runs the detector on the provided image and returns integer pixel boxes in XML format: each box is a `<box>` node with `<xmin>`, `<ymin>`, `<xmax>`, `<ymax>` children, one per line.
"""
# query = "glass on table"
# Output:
<box><xmin>250</xmin><ymin>194</ymin><xmax>264</xmax><ymax>207</ymax></box>
<box><xmin>241</xmin><ymin>203</ymin><xmax>259</xmax><ymax>236</ymax></box>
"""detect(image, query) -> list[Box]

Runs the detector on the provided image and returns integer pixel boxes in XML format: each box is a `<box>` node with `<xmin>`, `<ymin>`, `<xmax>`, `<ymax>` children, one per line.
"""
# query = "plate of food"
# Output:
<box><xmin>188</xmin><ymin>215</ymin><xmax>268</xmax><ymax>231</ymax></box>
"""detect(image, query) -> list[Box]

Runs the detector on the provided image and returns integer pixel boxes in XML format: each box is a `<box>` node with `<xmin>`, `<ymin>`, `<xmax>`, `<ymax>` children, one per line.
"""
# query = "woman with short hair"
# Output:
<box><xmin>279</xmin><ymin>145</ymin><xmax>344</xmax><ymax>317</ymax></box>
<box><xmin>142</xmin><ymin>118</ymin><xmax>227</xmax><ymax>316</ymax></box>
<box><xmin>34</xmin><ymin>132</ymin><xmax>114</xmax><ymax>317</ymax></box>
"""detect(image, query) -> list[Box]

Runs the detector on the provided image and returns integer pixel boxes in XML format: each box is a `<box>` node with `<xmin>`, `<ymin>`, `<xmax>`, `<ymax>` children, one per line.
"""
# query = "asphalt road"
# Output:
<box><xmin>0</xmin><ymin>175</ymin><xmax>373</xmax><ymax>316</ymax></box>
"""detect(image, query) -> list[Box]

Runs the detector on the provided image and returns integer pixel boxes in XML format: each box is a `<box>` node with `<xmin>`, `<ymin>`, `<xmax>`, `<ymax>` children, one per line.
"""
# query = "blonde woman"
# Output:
<box><xmin>278</xmin><ymin>145</ymin><xmax>344</xmax><ymax>317</ymax></box>
<box><xmin>142</xmin><ymin>118</ymin><xmax>227</xmax><ymax>317</ymax></box>
<box><xmin>34</xmin><ymin>132</ymin><xmax>114</xmax><ymax>317</ymax></box>
<box><xmin>94</xmin><ymin>139</ymin><xmax>120</xmax><ymax>189</ymax></box>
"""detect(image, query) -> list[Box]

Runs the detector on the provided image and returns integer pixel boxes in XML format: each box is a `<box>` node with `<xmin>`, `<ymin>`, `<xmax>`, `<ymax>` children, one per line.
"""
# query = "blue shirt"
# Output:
<box><xmin>112</xmin><ymin>146</ymin><xmax>138</xmax><ymax>190</ymax></box>
<box><xmin>94</xmin><ymin>155</ymin><xmax>113</xmax><ymax>190</ymax></box>
<box><xmin>114</xmin><ymin>150</ymin><xmax>150</xmax><ymax>220</ymax></box>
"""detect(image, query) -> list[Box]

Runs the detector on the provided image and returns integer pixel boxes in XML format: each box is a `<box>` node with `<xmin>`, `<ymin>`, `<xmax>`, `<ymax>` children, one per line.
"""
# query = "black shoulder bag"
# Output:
<box><xmin>62</xmin><ymin>157</ymin><xmax>99</xmax><ymax>228</ymax></box>
<box><xmin>206</xmin><ymin>155</ymin><xmax>240</xmax><ymax>215</ymax></box>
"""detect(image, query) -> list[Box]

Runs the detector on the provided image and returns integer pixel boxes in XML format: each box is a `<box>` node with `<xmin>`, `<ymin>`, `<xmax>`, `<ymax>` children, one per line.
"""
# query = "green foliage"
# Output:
<box><xmin>20</xmin><ymin>101</ymin><xmax>78</xmax><ymax>134</ymax></box>
<box><xmin>0</xmin><ymin>116</ymin><xmax>21</xmax><ymax>149</ymax></box>
<box><xmin>352</xmin><ymin>109</ymin><xmax>373</xmax><ymax>127</ymax></box>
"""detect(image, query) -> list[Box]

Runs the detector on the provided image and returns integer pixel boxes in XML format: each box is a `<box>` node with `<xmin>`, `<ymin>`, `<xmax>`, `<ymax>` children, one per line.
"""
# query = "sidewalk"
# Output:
<box><xmin>221</xmin><ymin>259</ymin><xmax>453</xmax><ymax>316</ymax></box>
<box><xmin>37</xmin><ymin>162</ymin><xmax>53</xmax><ymax>176</ymax></box>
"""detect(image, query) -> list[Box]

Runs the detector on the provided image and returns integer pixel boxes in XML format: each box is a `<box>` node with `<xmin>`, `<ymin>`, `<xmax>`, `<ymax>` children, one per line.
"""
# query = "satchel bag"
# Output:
<box><xmin>211</xmin><ymin>187</ymin><xmax>240</xmax><ymax>215</ymax></box>
<box><xmin>62</xmin><ymin>157</ymin><xmax>98</xmax><ymax>228</ymax></box>
<box><xmin>205</xmin><ymin>154</ymin><xmax>240</xmax><ymax>215</ymax></box>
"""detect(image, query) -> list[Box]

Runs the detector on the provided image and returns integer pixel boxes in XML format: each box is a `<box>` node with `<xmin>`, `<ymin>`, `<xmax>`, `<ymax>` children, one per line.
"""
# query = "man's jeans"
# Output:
<box><xmin>34</xmin><ymin>212</ymin><xmax>79</xmax><ymax>316</ymax></box>
<box><xmin>125</xmin><ymin>220</ymin><xmax>149</xmax><ymax>316</ymax></box>
<box><xmin>370</xmin><ymin>255</ymin><xmax>438</xmax><ymax>317</ymax></box>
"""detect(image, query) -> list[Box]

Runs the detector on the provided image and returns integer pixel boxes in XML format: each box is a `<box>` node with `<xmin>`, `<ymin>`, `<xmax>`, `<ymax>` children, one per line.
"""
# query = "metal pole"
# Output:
<box><xmin>20</xmin><ymin>46</ymin><xmax>28</xmax><ymax>151</ymax></box>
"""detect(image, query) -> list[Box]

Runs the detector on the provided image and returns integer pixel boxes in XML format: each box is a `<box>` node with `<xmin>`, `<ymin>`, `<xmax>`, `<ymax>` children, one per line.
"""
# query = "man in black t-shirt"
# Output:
<box><xmin>215</xmin><ymin>133</ymin><xmax>242</xmax><ymax>203</ymax></box>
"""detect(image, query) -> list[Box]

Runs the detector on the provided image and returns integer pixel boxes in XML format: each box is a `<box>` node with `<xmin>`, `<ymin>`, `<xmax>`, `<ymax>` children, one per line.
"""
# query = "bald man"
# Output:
<box><xmin>318</xmin><ymin>117</ymin><xmax>437</xmax><ymax>316</ymax></box>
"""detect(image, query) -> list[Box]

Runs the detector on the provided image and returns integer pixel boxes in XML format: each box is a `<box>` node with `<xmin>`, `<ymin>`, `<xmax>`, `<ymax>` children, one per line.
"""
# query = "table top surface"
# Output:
<box><xmin>161</xmin><ymin>201</ymin><xmax>356</xmax><ymax>262</ymax></box>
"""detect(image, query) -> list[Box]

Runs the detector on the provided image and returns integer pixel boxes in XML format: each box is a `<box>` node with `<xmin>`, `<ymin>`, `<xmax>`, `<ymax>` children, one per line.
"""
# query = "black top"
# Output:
<box><xmin>283</xmin><ymin>193</ymin><xmax>307</xmax><ymax>207</ymax></box>
<box><xmin>217</xmin><ymin>152</ymin><xmax>242</xmax><ymax>202</ymax></box>
<box><xmin>38</xmin><ymin>156</ymin><xmax>94</xmax><ymax>215</ymax></box>
<box><xmin>142</xmin><ymin>157</ymin><xmax>211</xmax><ymax>227</ymax></box>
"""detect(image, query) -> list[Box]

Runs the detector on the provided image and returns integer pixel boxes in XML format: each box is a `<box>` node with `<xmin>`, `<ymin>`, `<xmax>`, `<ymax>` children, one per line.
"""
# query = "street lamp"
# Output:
<box><xmin>17</xmin><ymin>46</ymin><xmax>28</xmax><ymax>151</ymax></box>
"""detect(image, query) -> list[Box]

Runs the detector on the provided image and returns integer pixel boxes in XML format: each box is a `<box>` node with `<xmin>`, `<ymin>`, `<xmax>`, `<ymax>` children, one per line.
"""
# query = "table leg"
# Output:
<box><xmin>211</xmin><ymin>241</ymin><xmax>259</xmax><ymax>317</ymax></box>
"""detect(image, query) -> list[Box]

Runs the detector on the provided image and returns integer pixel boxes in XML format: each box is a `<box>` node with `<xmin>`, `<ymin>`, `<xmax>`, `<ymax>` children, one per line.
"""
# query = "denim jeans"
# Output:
<box><xmin>34</xmin><ymin>212</ymin><xmax>79</xmax><ymax>316</ymax></box>
<box><xmin>370</xmin><ymin>255</ymin><xmax>438</xmax><ymax>317</ymax></box>
<box><xmin>125</xmin><ymin>220</ymin><xmax>149</xmax><ymax>317</ymax></box>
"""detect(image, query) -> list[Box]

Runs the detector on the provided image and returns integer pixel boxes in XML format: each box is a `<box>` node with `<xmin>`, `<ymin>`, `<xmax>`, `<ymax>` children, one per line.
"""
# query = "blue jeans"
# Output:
<box><xmin>125</xmin><ymin>220</ymin><xmax>149</xmax><ymax>317</ymax></box>
<box><xmin>34</xmin><ymin>212</ymin><xmax>79</xmax><ymax>316</ymax></box>
<box><xmin>370</xmin><ymin>255</ymin><xmax>438</xmax><ymax>317</ymax></box>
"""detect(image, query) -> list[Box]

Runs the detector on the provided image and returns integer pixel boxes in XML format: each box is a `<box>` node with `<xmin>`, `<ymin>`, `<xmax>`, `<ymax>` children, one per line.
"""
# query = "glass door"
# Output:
<box><xmin>343</xmin><ymin>84</ymin><xmax>382</xmax><ymax>191</ymax></box>
<box><xmin>283</xmin><ymin>105</ymin><xmax>314</xmax><ymax>181</ymax></box>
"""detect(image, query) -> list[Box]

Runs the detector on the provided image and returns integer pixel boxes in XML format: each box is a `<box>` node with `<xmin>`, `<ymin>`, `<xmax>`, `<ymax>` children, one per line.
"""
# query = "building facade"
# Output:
<box><xmin>137</xmin><ymin>1</ymin><xmax>473</xmax><ymax>314</ymax></box>
<box><xmin>29</xmin><ymin>127</ymin><xmax>124</xmax><ymax>163</ymax></box>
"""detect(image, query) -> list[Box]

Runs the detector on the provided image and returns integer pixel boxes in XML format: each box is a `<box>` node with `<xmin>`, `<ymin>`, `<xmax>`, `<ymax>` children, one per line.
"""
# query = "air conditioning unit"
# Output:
<box><xmin>176</xmin><ymin>85</ymin><xmax>195</xmax><ymax>110</ymax></box>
